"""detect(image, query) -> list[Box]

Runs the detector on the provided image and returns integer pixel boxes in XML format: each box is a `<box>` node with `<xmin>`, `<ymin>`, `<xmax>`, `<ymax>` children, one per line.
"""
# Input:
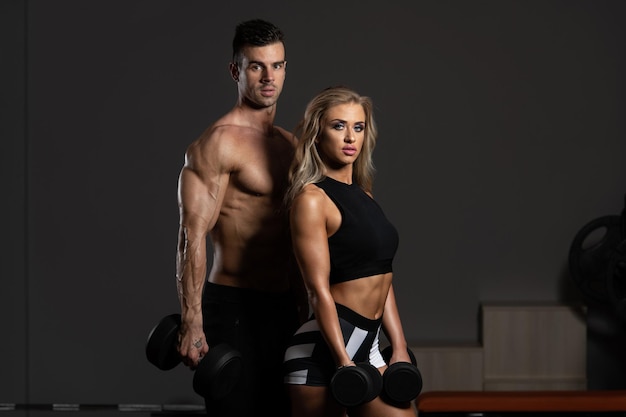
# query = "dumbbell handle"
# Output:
<box><xmin>336</xmin><ymin>361</ymin><xmax>355</xmax><ymax>370</ymax></box>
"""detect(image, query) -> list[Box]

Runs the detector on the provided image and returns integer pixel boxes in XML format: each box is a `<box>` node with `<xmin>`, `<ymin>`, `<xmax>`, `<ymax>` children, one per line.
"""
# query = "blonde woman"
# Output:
<box><xmin>283</xmin><ymin>86</ymin><xmax>417</xmax><ymax>417</ymax></box>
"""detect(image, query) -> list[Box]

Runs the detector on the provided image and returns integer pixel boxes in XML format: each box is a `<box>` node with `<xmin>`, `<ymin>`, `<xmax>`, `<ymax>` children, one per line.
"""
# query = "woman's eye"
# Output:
<box><xmin>354</xmin><ymin>124</ymin><xmax>365</xmax><ymax>132</ymax></box>
<box><xmin>332</xmin><ymin>123</ymin><xmax>345</xmax><ymax>130</ymax></box>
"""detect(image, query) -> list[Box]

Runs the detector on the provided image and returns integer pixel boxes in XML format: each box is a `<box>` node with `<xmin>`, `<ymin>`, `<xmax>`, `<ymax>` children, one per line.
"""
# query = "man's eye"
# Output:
<box><xmin>273</xmin><ymin>63</ymin><xmax>284</xmax><ymax>69</ymax></box>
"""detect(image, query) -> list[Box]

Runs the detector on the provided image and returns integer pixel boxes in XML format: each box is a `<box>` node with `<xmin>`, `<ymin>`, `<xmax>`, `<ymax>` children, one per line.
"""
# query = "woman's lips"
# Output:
<box><xmin>342</xmin><ymin>147</ymin><xmax>356</xmax><ymax>156</ymax></box>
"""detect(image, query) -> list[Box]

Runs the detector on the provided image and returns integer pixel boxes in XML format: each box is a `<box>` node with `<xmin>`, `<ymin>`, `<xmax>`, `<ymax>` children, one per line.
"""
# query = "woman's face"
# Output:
<box><xmin>316</xmin><ymin>102</ymin><xmax>366</xmax><ymax>169</ymax></box>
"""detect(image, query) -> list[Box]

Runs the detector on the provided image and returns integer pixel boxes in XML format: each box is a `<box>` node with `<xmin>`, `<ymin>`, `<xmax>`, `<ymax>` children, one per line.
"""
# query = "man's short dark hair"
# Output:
<box><xmin>232</xmin><ymin>19</ymin><xmax>284</xmax><ymax>65</ymax></box>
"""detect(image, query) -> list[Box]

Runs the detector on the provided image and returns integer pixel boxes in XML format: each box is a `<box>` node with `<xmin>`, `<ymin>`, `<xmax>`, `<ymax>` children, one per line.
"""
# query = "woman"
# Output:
<box><xmin>283</xmin><ymin>86</ymin><xmax>417</xmax><ymax>417</ymax></box>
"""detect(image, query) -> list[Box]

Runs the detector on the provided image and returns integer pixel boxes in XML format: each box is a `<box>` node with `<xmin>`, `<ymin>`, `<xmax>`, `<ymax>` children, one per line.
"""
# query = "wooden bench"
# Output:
<box><xmin>416</xmin><ymin>390</ymin><xmax>626</xmax><ymax>415</ymax></box>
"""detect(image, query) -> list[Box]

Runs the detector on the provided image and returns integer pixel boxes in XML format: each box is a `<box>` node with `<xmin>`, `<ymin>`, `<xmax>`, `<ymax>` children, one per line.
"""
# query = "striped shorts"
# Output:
<box><xmin>283</xmin><ymin>303</ymin><xmax>386</xmax><ymax>386</ymax></box>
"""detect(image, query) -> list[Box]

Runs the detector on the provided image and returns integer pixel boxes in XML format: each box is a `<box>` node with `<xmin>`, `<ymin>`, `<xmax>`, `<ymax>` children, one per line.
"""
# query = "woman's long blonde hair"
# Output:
<box><xmin>284</xmin><ymin>86</ymin><xmax>378</xmax><ymax>207</ymax></box>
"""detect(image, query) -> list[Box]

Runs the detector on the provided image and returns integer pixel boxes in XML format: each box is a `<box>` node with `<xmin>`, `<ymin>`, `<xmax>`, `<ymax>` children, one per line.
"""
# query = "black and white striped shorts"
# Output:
<box><xmin>283</xmin><ymin>303</ymin><xmax>386</xmax><ymax>386</ymax></box>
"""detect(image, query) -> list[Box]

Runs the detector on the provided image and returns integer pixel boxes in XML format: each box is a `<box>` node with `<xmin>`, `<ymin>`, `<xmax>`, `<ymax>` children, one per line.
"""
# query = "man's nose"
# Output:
<box><xmin>261</xmin><ymin>68</ymin><xmax>274</xmax><ymax>83</ymax></box>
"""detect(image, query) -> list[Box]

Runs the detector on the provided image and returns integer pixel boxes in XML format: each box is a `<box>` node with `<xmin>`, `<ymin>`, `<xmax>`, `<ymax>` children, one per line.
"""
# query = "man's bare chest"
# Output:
<box><xmin>228</xmin><ymin>150</ymin><xmax>291</xmax><ymax>198</ymax></box>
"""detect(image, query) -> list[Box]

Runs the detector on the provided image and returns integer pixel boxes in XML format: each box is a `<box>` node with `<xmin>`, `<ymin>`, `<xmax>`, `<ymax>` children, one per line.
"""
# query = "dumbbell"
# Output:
<box><xmin>145</xmin><ymin>313</ymin><xmax>242</xmax><ymax>400</ymax></box>
<box><xmin>381</xmin><ymin>346</ymin><xmax>423</xmax><ymax>403</ymax></box>
<box><xmin>330</xmin><ymin>362</ymin><xmax>383</xmax><ymax>407</ymax></box>
<box><xmin>569</xmin><ymin>214</ymin><xmax>623</xmax><ymax>303</ymax></box>
<box><xmin>607</xmin><ymin>240</ymin><xmax>626</xmax><ymax>322</ymax></box>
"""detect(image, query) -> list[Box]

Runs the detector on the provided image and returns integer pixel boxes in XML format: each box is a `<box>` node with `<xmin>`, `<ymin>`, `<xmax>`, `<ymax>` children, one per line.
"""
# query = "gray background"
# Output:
<box><xmin>2</xmin><ymin>0</ymin><xmax>625</xmax><ymax>406</ymax></box>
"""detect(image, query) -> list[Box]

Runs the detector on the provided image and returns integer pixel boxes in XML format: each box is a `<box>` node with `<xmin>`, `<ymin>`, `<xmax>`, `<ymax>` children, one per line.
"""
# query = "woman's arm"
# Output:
<box><xmin>381</xmin><ymin>283</ymin><xmax>412</xmax><ymax>364</ymax></box>
<box><xmin>290</xmin><ymin>186</ymin><xmax>353</xmax><ymax>367</ymax></box>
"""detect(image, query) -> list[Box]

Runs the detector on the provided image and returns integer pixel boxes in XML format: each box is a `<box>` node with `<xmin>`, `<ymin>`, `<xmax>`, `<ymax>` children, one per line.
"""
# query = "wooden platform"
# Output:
<box><xmin>416</xmin><ymin>390</ymin><xmax>626</xmax><ymax>414</ymax></box>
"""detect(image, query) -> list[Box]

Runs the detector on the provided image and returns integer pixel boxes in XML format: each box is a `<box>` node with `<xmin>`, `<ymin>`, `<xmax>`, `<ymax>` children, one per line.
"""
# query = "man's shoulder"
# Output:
<box><xmin>192</xmin><ymin>123</ymin><xmax>293</xmax><ymax>150</ymax></box>
<box><xmin>200</xmin><ymin>120</ymin><xmax>242</xmax><ymax>140</ymax></box>
<box><xmin>185</xmin><ymin>108</ymin><xmax>293</xmax><ymax>157</ymax></box>
<box><xmin>188</xmin><ymin>122</ymin><xmax>242</xmax><ymax>152</ymax></box>
<box><xmin>181</xmin><ymin>123</ymin><xmax>239</xmax><ymax>172</ymax></box>
<box><xmin>273</xmin><ymin>125</ymin><xmax>297</xmax><ymax>146</ymax></box>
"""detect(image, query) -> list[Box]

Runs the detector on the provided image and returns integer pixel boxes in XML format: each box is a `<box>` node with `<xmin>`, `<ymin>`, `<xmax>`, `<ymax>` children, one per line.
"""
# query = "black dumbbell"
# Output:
<box><xmin>146</xmin><ymin>314</ymin><xmax>182</xmax><ymax>371</ymax></box>
<box><xmin>330</xmin><ymin>362</ymin><xmax>383</xmax><ymax>407</ymax></box>
<box><xmin>145</xmin><ymin>313</ymin><xmax>242</xmax><ymax>400</ymax></box>
<box><xmin>381</xmin><ymin>346</ymin><xmax>423</xmax><ymax>403</ymax></box>
<box><xmin>192</xmin><ymin>343</ymin><xmax>242</xmax><ymax>400</ymax></box>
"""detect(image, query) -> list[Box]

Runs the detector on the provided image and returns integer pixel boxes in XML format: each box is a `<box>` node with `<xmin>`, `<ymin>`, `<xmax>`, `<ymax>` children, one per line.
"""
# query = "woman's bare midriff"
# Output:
<box><xmin>330</xmin><ymin>272</ymin><xmax>393</xmax><ymax>319</ymax></box>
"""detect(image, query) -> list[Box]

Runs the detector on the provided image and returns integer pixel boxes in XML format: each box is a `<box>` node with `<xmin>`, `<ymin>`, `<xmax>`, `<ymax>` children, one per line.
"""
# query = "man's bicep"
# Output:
<box><xmin>177</xmin><ymin>166</ymin><xmax>223</xmax><ymax>233</ymax></box>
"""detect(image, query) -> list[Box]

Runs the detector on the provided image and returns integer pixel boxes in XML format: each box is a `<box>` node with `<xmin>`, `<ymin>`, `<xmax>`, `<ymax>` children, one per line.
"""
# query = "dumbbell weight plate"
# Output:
<box><xmin>330</xmin><ymin>362</ymin><xmax>383</xmax><ymax>407</ymax></box>
<box><xmin>145</xmin><ymin>313</ymin><xmax>181</xmax><ymax>371</ymax></box>
<box><xmin>145</xmin><ymin>313</ymin><xmax>243</xmax><ymax>400</ymax></box>
<box><xmin>383</xmin><ymin>362</ymin><xmax>422</xmax><ymax>403</ymax></box>
<box><xmin>381</xmin><ymin>346</ymin><xmax>423</xmax><ymax>403</ymax></box>
<box><xmin>607</xmin><ymin>240</ymin><xmax>626</xmax><ymax>323</ymax></box>
<box><xmin>193</xmin><ymin>343</ymin><xmax>242</xmax><ymax>400</ymax></box>
<box><xmin>569</xmin><ymin>215</ymin><xmax>623</xmax><ymax>303</ymax></box>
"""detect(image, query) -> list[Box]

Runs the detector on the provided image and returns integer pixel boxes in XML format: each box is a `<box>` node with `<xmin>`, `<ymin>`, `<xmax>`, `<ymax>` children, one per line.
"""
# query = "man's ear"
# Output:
<box><xmin>229</xmin><ymin>62</ymin><xmax>239</xmax><ymax>82</ymax></box>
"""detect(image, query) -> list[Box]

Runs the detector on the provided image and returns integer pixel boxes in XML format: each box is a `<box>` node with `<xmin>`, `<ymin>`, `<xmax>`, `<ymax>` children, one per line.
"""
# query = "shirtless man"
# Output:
<box><xmin>175</xmin><ymin>19</ymin><xmax>307</xmax><ymax>417</ymax></box>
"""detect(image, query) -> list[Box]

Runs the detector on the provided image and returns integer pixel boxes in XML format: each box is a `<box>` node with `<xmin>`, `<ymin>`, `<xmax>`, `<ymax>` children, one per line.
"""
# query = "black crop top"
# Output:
<box><xmin>314</xmin><ymin>177</ymin><xmax>399</xmax><ymax>284</ymax></box>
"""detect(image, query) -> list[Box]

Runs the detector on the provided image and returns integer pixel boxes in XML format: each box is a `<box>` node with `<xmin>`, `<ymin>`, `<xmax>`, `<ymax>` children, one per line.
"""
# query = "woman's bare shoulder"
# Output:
<box><xmin>292</xmin><ymin>184</ymin><xmax>328</xmax><ymax>211</ymax></box>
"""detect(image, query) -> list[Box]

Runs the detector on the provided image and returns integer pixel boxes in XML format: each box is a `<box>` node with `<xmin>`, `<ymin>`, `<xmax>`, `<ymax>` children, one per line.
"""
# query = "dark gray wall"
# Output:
<box><xmin>1</xmin><ymin>0</ymin><xmax>28</xmax><ymax>406</ymax></box>
<box><xmin>2</xmin><ymin>0</ymin><xmax>625</xmax><ymax>405</ymax></box>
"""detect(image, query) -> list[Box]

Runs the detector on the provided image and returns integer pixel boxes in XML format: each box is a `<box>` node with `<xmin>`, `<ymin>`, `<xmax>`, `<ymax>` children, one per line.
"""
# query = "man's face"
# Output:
<box><xmin>233</xmin><ymin>42</ymin><xmax>286</xmax><ymax>109</ymax></box>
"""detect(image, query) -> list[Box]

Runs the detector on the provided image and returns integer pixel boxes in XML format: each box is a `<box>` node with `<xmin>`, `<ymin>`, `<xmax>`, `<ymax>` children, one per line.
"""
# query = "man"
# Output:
<box><xmin>175</xmin><ymin>19</ymin><xmax>307</xmax><ymax>417</ymax></box>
